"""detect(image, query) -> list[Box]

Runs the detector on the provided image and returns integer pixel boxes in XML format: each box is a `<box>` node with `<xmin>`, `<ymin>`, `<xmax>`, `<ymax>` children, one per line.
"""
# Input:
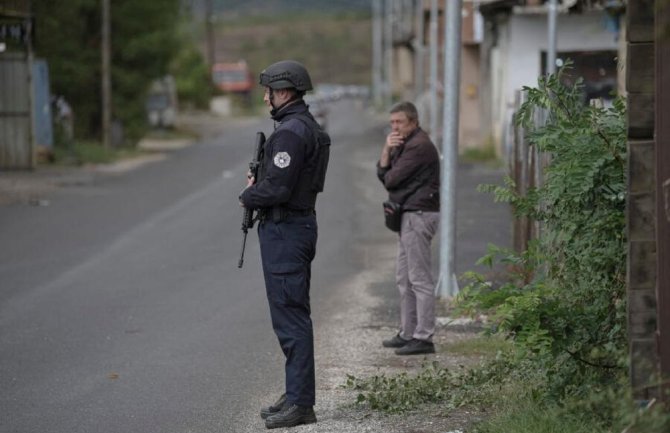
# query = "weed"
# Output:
<box><xmin>52</xmin><ymin>141</ymin><xmax>145</xmax><ymax>166</ymax></box>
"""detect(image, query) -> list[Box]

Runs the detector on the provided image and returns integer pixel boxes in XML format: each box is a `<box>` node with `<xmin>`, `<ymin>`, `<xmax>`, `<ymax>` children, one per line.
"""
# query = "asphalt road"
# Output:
<box><xmin>0</xmin><ymin>100</ymin><xmax>387</xmax><ymax>433</ymax></box>
<box><xmin>0</xmin><ymin>99</ymin><xmax>511</xmax><ymax>433</ymax></box>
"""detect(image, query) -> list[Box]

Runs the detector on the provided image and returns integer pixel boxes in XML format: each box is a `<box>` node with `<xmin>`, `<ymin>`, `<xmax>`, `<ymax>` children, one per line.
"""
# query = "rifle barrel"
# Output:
<box><xmin>238</xmin><ymin>230</ymin><xmax>248</xmax><ymax>268</ymax></box>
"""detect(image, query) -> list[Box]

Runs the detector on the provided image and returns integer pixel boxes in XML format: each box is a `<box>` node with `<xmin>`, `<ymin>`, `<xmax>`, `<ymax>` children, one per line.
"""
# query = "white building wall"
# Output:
<box><xmin>506</xmin><ymin>11</ymin><xmax>618</xmax><ymax>101</ymax></box>
<box><xmin>492</xmin><ymin>10</ymin><xmax>619</xmax><ymax>146</ymax></box>
<box><xmin>492</xmin><ymin>16</ymin><xmax>511</xmax><ymax>151</ymax></box>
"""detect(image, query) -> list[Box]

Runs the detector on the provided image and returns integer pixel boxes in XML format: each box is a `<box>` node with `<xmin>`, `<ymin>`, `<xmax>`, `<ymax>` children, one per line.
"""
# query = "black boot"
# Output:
<box><xmin>260</xmin><ymin>393</ymin><xmax>287</xmax><ymax>419</ymax></box>
<box><xmin>265</xmin><ymin>404</ymin><xmax>317</xmax><ymax>429</ymax></box>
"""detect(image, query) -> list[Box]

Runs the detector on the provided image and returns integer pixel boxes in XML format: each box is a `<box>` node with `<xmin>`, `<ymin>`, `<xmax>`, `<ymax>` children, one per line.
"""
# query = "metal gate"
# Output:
<box><xmin>0</xmin><ymin>51</ymin><xmax>34</xmax><ymax>169</ymax></box>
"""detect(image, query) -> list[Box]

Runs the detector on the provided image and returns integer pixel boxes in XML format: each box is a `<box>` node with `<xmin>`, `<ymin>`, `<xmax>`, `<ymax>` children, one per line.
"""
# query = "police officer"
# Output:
<box><xmin>239</xmin><ymin>60</ymin><xmax>330</xmax><ymax>429</ymax></box>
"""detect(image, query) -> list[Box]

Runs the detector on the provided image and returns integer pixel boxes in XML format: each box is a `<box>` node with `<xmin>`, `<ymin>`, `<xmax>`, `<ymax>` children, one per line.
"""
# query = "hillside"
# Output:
<box><xmin>187</xmin><ymin>0</ymin><xmax>371</xmax><ymax>19</ymax></box>
<box><xmin>210</xmin><ymin>13</ymin><xmax>372</xmax><ymax>86</ymax></box>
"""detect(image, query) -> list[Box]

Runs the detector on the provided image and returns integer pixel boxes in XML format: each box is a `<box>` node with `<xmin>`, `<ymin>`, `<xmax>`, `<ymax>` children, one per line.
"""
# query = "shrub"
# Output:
<box><xmin>458</xmin><ymin>65</ymin><xmax>627</xmax><ymax>401</ymax></box>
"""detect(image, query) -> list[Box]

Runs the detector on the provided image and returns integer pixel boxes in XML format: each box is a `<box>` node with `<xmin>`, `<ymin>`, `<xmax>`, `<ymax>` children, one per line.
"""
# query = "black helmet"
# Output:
<box><xmin>259</xmin><ymin>60</ymin><xmax>313</xmax><ymax>92</ymax></box>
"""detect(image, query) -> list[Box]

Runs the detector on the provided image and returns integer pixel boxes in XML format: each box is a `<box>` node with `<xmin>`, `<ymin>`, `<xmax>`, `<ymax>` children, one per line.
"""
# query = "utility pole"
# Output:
<box><xmin>372</xmin><ymin>0</ymin><xmax>383</xmax><ymax>108</ymax></box>
<box><xmin>101</xmin><ymin>0</ymin><xmax>111</xmax><ymax>150</ymax></box>
<box><xmin>27</xmin><ymin>0</ymin><xmax>36</xmax><ymax>167</ymax></box>
<box><xmin>205</xmin><ymin>0</ymin><xmax>216</xmax><ymax>67</ymax></box>
<box><xmin>429</xmin><ymin>0</ymin><xmax>438</xmax><ymax>139</ymax></box>
<box><xmin>546</xmin><ymin>0</ymin><xmax>558</xmax><ymax>76</ymax></box>
<box><xmin>415</xmin><ymin>0</ymin><xmax>425</xmax><ymax>100</ymax></box>
<box><xmin>533</xmin><ymin>0</ymin><xmax>558</xmax><ymax>236</ymax></box>
<box><xmin>384</xmin><ymin>0</ymin><xmax>394</xmax><ymax>108</ymax></box>
<box><xmin>438</xmin><ymin>0</ymin><xmax>462</xmax><ymax>298</ymax></box>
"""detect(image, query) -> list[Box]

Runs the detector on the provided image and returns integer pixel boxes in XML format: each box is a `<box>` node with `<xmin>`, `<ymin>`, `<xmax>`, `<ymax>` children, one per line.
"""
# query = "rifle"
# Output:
<box><xmin>238</xmin><ymin>131</ymin><xmax>266</xmax><ymax>268</ymax></box>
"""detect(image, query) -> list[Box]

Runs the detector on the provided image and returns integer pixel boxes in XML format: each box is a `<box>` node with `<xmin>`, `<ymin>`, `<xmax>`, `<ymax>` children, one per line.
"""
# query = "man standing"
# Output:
<box><xmin>377</xmin><ymin>101</ymin><xmax>440</xmax><ymax>356</ymax></box>
<box><xmin>239</xmin><ymin>60</ymin><xmax>329</xmax><ymax>429</ymax></box>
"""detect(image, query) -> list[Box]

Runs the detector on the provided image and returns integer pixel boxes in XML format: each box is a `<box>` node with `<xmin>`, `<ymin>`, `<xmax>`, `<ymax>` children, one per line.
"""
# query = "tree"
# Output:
<box><xmin>33</xmin><ymin>0</ymin><xmax>186</xmax><ymax>143</ymax></box>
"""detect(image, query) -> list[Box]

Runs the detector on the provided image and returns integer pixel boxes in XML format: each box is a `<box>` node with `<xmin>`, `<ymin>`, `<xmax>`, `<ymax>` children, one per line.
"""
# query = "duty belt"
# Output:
<box><xmin>260</xmin><ymin>207</ymin><xmax>315</xmax><ymax>223</ymax></box>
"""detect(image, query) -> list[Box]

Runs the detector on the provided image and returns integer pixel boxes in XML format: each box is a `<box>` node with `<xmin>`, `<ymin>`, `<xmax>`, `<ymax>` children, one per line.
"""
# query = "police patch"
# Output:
<box><xmin>273</xmin><ymin>152</ymin><xmax>291</xmax><ymax>168</ymax></box>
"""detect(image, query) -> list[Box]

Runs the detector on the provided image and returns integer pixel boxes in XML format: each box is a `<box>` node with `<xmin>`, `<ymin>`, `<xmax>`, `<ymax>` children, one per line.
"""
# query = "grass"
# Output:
<box><xmin>210</xmin><ymin>12</ymin><xmax>372</xmax><ymax>86</ymax></box>
<box><xmin>344</xmin><ymin>332</ymin><xmax>670</xmax><ymax>433</ymax></box>
<box><xmin>460</xmin><ymin>144</ymin><xmax>500</xmax><ymax>164</ymax></box>
<box><xmin>50</xmin><ymin>121</ymin><xmax>202</xmax><ymax>166</ymax></box>
<box><xmin>52</xmin><ymin>141</ymin><xmax>146</xmax><ymax>166</ymax></box>
<box><xmin>143</xmin><ymin>128</ymin><xmax>199</xmax><ymax>141</ymax></box>
<box><xmin>445</xmin><ymin>335</ymin><xmax>512</xmax><ymax>358</ymax></box>
<box><xmin>216</xmin><ymin>10</ymin><xmax>370</xmax><ymax>26</ymax></box>
<box><xmin>473</xmin><ymin>399</ymin><xmax>604</xmax><ymax>433</ymax></box>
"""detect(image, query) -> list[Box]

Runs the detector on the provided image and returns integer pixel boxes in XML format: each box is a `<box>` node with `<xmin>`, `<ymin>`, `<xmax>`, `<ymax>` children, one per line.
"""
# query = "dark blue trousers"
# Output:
<box><xmin>258</xmin><ymin>214</ymin><xmax>317</xmax><ymax>407</ymax></box>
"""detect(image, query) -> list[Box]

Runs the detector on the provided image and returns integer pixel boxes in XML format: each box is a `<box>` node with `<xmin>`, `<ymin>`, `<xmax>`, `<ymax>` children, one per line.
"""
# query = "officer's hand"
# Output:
<box><xmin>386</xmin><ymin>131</ymin><xmax>403</xmax><ymax>148</ymax></box>
<box><xmin>245</xmin><ymin>170</ymin><xmax>255</xmax><ymax>187</ymax></box>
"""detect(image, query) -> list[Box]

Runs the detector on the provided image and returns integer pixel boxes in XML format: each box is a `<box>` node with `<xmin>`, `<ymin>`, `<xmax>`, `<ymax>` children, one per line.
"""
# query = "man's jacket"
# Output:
<box><xmin>376</xmin><ymin>127</ymin><xmax>440</xmax><ymax>212</ymax></box>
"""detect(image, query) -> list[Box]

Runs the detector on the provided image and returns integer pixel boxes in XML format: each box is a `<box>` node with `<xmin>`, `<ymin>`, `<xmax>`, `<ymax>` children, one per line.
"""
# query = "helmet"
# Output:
<box><xmin>259</xmin><ymin>60</ymin><xmax>313</xmax><ymax>92</ymax></box>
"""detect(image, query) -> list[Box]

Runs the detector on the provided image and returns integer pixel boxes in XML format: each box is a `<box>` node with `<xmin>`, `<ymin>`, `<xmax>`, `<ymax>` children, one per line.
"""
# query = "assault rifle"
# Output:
<box><xmin>238</xmin><ymin>131</ymin><xmax>266</xmax><ymax>268</ymax></box>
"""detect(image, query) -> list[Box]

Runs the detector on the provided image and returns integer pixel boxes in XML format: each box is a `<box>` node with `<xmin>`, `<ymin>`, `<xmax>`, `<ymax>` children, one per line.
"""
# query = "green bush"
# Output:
<box><xmin>345</xmin><ymin>65</ymin><xmax>668</xmax><ymax>432</ymax></box>
<box><xmin>473</xmin><ymin>398</ymin><xmax>603</xmax><ymax>433</ymax></box>
<box><xmin>170</xmin><ymin>29</ymin><xmax>213</xmax><ymax>110</ymax></box>
<box><xmin>52</xmin><ymin>140</ymin><xmax>143</xmax><ymax>165</ymax></box>
<box><xmin>457</xmin><ymin>65</ymin><xmax>627</xmax><ymax>402</ymax></box>
<box><xmin>34</xmin><ymin>0</ymin><xmax>192</xmax><ymax>143</ymax></box>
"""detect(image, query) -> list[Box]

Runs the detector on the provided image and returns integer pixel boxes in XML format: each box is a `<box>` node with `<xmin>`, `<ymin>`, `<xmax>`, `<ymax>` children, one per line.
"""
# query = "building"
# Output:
<box><xmin>0</xmin><ymin>0</ymin><xmax>36</xmax><ymax>169</ymax></box>
<box><xmin>478</xmin><ymin>0</ymin><xmax>623</xmax><ymax>154</ymax></box>
<box><xmin>382</xmin><ymin>0</ymin><xmax>670</xmax><ymax>402</ymax></box>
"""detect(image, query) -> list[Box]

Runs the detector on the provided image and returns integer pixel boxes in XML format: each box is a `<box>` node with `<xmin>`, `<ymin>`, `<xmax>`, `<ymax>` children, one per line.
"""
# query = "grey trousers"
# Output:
<box><xmin>396</xmin><ymin>211</ymin><xmax>439</xmax><ymax>341</ymax></box>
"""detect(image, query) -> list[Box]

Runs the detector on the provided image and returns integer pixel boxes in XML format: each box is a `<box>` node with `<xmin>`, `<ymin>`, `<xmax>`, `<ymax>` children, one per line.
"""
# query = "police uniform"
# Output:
<box><xmin>240</xmin><ymin>99</ymin><xmax>325</xmax><ymax>409</ymax></box>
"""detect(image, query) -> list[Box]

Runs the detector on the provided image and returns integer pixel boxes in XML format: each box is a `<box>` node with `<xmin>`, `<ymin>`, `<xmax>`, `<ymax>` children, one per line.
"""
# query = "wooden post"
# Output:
<box><xmin>101</xmin><ymin>0</ymin><xmax>111</xmax><ymax>150</ymax></box>
<box><xmin>627</xmin><ymin>0</ymin><xmax>659</xmax><ymax>400</ymax></box>
<box><xmin>655</xmin><ymin>0</ymin><xmax>670</xmax><ymax>400</ymax></box>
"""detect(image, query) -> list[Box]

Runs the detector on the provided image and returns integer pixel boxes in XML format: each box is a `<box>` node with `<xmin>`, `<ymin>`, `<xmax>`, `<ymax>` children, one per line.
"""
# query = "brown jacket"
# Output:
<box><xmin>376</xmin><ymin>128</ymin><xmax>440</xmax><ymax>212</ymax></box>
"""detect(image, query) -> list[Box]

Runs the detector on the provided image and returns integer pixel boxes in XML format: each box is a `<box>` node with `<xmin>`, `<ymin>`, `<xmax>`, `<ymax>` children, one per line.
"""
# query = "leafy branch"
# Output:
<box><xmin>458</xmin><ymin>63</ymin><xmax>627</xmax><ymax>399</ymax></box>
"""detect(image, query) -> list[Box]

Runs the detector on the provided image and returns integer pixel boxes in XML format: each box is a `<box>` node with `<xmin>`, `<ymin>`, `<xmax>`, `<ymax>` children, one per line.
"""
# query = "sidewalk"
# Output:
<box><xmin>0</xmin><ymin>165</ymin><xmax>98</xmax><ymax>206</ymax></box>
<box><xmin>0</xmin><ymin>110</ymin><xmax>263</xmax><ymax>206</ymax></box>
<box><xmin>0</xmin><ymin>127</ymin><xmax>198</xmax><ymax>206</ymax></box>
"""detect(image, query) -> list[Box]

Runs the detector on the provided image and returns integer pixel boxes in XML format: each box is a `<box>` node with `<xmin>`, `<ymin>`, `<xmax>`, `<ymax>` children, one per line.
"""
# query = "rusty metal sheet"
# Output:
<box><xmin>0</xmin><ymin>51</ymin><xmax>32</xmax><ymax>169</ymax></box>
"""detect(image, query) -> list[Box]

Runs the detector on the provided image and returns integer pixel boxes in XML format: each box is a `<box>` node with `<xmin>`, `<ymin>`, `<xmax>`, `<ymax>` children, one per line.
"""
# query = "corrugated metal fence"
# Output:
<box><xmin>0</xmin><ymin>51</ymin><xmax>33</xmax><ymax>169</ymax></box>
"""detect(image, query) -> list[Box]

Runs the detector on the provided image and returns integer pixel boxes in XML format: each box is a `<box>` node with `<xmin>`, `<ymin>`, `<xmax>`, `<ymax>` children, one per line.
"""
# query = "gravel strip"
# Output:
<box><xmin>239</xmin><ymin>240</ymin><xmax>483</xmax><ymax>433</ymax></box>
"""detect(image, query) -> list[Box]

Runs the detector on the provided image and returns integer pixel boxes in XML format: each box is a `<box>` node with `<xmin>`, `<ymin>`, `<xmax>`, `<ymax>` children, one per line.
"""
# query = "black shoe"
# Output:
<box><xmin>260</xmin><ymin>393</ymin><xmax>287</xmax><ymax>420</ymax></box>
<box><xmin>382</xmin><ymin>333</ymin><xmax>410</xmax><ymax>348</ymax></box>
<box><xmin>394</xmin><ymin>338</ymin><xmax>435</xmax><ymax>355</ymax></box>
<box><xmin>265</xmin><ymin>404</ymin><xmax>317</xmax><ymax>429</ymax></box>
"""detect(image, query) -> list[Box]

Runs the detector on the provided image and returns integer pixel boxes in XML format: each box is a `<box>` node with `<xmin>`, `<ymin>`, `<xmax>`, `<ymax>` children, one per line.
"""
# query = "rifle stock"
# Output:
<box><xmin>238</xmin><ymin>132</ymin><xmax>266</xmax><ymax>268</ymax></box>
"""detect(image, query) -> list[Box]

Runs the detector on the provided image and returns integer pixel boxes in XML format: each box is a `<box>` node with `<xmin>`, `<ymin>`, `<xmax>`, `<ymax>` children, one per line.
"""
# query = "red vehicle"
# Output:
<box><xmin>211</xmin><ymin>61</ymin><xmax>254</xmax><ymax>94</ymax></box>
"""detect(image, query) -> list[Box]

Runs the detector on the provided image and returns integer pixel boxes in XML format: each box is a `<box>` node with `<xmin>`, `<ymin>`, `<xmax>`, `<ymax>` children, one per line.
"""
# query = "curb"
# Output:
<box><xmin>0</xmin><ymin>138</ymin><xmax>195</xmax><ymax>206</ymax></box>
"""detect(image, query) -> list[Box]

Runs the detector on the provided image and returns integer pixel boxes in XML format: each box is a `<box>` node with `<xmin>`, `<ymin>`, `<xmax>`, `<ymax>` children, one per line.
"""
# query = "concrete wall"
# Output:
<box><xmin>394</xmin><ymin>45</ymin><xmax>415</xmax><ymax>101</ymax></box>
<box><xmin>489</xmin><ymin>10</ymin><xmax>619</xmax><ymax>148</ymax></box>
<box><xmin>506</xmin><ymin>11</ymin><xmax>618</xmax><ymax>101</ymax></box>
<box><xmin>460</xmin><ymin>44</ymin><xmax>481</xmax><ymax>149</ymax></box>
